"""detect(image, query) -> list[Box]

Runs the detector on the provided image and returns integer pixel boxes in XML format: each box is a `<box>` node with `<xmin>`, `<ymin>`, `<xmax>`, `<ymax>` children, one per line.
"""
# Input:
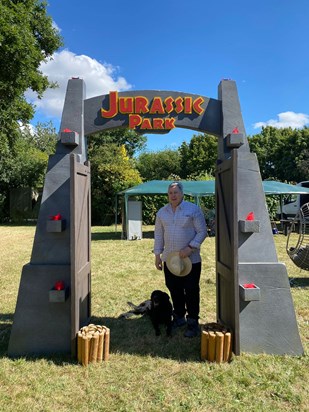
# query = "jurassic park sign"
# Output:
<box><xmin>100</xmin><ymin>91</ymin><xmax>205</xmax><ymax>131</ymax></box>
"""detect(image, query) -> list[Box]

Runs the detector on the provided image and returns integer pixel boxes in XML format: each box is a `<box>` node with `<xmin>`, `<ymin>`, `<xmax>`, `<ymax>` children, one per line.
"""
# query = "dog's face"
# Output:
<box><xmin>151</xmin><ymin>290</ymin><xmax>170</xmax><ymax>308</ymax></box>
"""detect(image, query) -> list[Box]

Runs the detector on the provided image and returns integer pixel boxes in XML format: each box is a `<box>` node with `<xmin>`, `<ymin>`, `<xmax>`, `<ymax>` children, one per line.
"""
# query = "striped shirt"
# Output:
<box><xmin>154</xmin><ymin>200</ymin><xmax>207</xmax><ymax>264</ymax></box>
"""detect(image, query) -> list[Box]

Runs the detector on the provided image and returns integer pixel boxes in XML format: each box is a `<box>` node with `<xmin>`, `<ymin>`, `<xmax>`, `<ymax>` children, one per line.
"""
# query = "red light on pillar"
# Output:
<box><xmin>243</xmin><ymin>283</ymin><xmax>256</xmax><ymax>289</ymax></box>
<box><xmin>246</xmin><ymin>212</ymin><xmax>255</xmax><ymax>221</ymax></box>
<box><xmin>54</xmin><ymin>281</ymin><xmax>65</xmax><ymax>291</ymax></box>
<box><xmin>50</xmin><ymin>213</ymin><xmax>62</xmax><ymax>221</ymax></box>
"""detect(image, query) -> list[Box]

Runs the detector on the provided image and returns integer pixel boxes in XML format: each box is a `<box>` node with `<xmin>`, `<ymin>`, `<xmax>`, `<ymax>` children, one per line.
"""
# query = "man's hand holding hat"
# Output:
<box><xmin>166</xmin><ymin>252</ymin><xmax>192</xmax><ymax>277</ymax></box>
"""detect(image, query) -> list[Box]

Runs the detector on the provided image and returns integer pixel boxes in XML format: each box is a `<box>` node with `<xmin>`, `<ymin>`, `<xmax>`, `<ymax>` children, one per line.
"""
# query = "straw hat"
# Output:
<box><xmin>166</xmin><ymin>252</ymin><xmax>192</xmax><ymax>277</ymax></box>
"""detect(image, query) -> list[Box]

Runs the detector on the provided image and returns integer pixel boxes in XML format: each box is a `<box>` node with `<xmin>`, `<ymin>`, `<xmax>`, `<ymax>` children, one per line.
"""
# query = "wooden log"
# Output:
<box><xmin>103</xmin><ymin>328</ymin><xmax>110</xmax><ymax>361</ymax></box>
<box><xmin>223</xmin><ymin>332</ymin><xmax>232</xmax><ymax>362</ymax></box>
<box><xmin>215</xmin><ymin>332</ymin><xmax>224</xmax><ymax>363</ymax></box>
<box><xmin>97</xmin><ymin>329</ymin><xmax>105</xmax><ymax>362</ymax></box>
<box><xmin>207</xmin><ymin>332</ymin><xmax>216</xmax><ymax>362</ymax></box>
<box><xmin>201</xmin><ymin>331</ymin><xmax>209</xmax><ymax>361</ymax></box>
<box><xmin>78</xmin><ymin>324</ymin><xmax>110</xmax><ymax>364</ymax></box>
<box><xmin>87</xmin><ymin>324</ymin><xmax>96</xmax><ymax>331</ymax></box>
<box><xmin>82</xmin><ymin>335</ymin><xmax>90</xmax><ymax>366</ymax></box>
<box><xmin>88</xmin><ymin>334</ymin><xmax>93</xmax><ymax>362</ymax></box>
<box><xmin>90</xmin><ymin>331</ymin><xmax>100</xmax><ymax>362</ymax></box>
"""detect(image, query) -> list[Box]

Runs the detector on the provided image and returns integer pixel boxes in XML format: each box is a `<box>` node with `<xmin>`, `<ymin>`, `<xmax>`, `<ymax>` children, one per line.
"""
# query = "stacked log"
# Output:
<box><xmin>77</xmin><ymin>324</ymin><xmax>110</xmax><ymax>366</ymax></box>
<box><xmin>201</xmin><ymin>323</ymin><xmax>232</xmax><ymax>363</ymax></box>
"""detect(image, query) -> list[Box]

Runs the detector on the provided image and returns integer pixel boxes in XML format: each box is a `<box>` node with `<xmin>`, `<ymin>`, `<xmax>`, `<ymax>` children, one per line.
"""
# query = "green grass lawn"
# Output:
<box><xmin>0</xmin><ymin>225</ymin><xmax>308</xmax><ymax>411</ymax></box>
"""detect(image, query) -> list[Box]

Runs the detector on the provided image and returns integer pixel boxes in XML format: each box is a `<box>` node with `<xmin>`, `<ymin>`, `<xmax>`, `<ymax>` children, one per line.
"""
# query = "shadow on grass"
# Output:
<box><xmin>90</xmin><ymin>314</ymin><xmax>201</xmax><ymax>362</ymax></box>
<box><xmin>289</xmin><ymin>277</ymin><xmax>309</xmax><ymax>288</ymax></box>
<box><xmin>0</xmin><ymin>221</ymin><xmax>37</xmax><ymax>227</ymax></box>
<box><xmin>0</xmin><ymin>316</ymin><xmax>13</xmax><ymax>357</ymax></box>
<box><xmin>0</xmin><ymin>314</ymin><xmax>14</xmax><ymax>357</ymax></box>
<box><xmin>91</xmin><ymin>232</ymin><xmax>122</xmax><ymax>241</ymax></box>
<box><xmin>91</xmin><ymin>230</ymin><xmax>154</xmax><ymax>241</ymax></box>
<box><xmin>0</xmin><ymin>313</ymin><xmax>201</xmax><ymax>364</ymax></box>
<box><xmin>141</xmin><ymin>230</ymin><xmax>154</xmax><ymax>239</ymax></box>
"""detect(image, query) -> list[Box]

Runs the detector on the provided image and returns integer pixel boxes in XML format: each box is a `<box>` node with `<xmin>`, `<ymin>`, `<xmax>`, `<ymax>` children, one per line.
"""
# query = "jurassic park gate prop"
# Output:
<box><xmin>8</xmin><ymin>79</ymin><xmax>304</xmax><ymax>357</ymax></box>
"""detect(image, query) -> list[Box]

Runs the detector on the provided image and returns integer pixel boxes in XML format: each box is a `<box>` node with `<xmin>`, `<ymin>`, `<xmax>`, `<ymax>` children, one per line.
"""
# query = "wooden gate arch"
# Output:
<box><xmin>8</xmin><ymin>78</ymin><xmax>303</xmax><ymax>357</ymax></box>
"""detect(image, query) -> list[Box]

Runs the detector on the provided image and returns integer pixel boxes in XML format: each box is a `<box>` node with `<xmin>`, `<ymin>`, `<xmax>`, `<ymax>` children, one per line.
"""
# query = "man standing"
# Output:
<box><xmin>154</xmin><ymin>182</ymin><xmax>207</xmax><ymax>337</ymax></box>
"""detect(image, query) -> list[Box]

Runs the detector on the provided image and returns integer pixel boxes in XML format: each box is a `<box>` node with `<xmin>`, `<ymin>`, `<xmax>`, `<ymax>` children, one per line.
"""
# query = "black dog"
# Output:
<box><xmin>150</xmin><ymin>290</ymin><xmax>173</xmax><ymax>337</ymax></box>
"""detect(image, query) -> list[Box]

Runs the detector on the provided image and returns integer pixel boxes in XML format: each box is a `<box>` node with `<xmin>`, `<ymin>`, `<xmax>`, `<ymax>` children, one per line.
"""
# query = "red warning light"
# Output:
<box><xmin>246</xmin><ymin>212</ymin><xmax>255</xmax><ymax>221</ymax></box>
<box><xmin>50</xmin><ymin>214</ymin><xmax>62</xmax><ymax>221</ymax></box>
<box><xmin>54</xmin><ymin>281</ymin><xmax>65</xmax><ymax>291</ymax></box>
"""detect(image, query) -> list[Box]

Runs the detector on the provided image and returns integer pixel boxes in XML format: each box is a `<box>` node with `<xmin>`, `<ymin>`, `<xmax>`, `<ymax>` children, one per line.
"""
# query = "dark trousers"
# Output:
<box><xmin>164</xmin><ymin>262</ymin><xmax>201</xmax><ymax>320</ymax></box>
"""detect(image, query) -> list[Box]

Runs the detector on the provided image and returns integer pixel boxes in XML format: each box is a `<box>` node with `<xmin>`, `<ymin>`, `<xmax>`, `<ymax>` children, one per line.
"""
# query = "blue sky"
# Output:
<box><xmin>28</xmin><ymin>0</ymin><xmax>309</xmax><ymax>152</ymax></box>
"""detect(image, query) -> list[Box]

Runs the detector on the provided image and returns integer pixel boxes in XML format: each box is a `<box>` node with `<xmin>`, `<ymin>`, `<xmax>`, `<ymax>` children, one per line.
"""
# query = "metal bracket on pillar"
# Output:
<box><xmin>226</xmin><ymin>133</ymin><xmax>244</xmax><ymax>148</ymax></box>
<box><xmin>46</xmin><ymin>219</ymin><xmax>66</xmax><ymax>232</ymax></box>
<box><xmin>239</xmin><ymin>284</ymin><xmax>260</xmax><ymax>301</ymax></box>
<box><xmin>60</xmin><ymin>130</ymin><xmax>79</xmax><ymax>146</ymax></box>
<box><xmin>239</xmin><ymin>219</ymin><xmax>260</xmax><ymax>233</ymax></box>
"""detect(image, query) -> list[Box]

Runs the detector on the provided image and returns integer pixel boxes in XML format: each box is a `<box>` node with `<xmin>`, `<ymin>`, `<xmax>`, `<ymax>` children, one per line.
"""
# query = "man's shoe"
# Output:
<box><xmin>184</xmin><ymin>318</ymin><xmax>200</xmax><ymax>338</ymax></box>
<box><xmin>172</xmin><ymin>314</ymin><xmax>187</xmax><ymax>329</ymax></box>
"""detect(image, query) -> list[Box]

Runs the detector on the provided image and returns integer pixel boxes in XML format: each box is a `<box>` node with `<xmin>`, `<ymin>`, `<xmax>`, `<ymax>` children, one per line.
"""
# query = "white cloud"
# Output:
<box><xmin>25</xmin><ymin>49</ymin><xmax>132</xmax><ymax>119</ymax></box>
<box><xmin>253</xmin><ymin>111</ymin><xmax>309</xmax><ymax>129</ymax></box>
<box><xmin>18</xmin><ymin>122</ymin><xmax>36</xmax><ymax>135</ymax></box>
<box><xmin>52</xmin><ymin>20</ymin><xmax>61</xmax><ymax>32</ymax></box>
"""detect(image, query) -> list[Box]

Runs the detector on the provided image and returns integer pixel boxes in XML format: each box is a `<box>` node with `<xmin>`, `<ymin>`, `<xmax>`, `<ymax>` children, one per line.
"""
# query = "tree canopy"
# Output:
<box><xmin>89</xmin><ymin>143</ymin><xmax>142</xmax><ymax>225</ymax></box>
<box><xmin>135</xmin><ymin>149</ymin><xmax>181</xmax><ymax>181</ymax></box>
<box><xmin>12</xmin><ymin>122</ymin><xmax>57</xmax><ymax>188</ymax></box>
<box><xmin>87</xmin><ymin>129</ymin><xmax>146</xmax><ymax>224</ymax></box>
<box><xmin>88</xmin><ymin>129</ymin><xmax>147</xmax><ymax>158</ymax></box>
<box><xmin>0</xmin><ymin>0</ymin><xmax>63</xmax><ymax>140</ymax></box>
<box><xmin>178</xmin><ymin>133</ymin><xmax>217</xmax><ymax>178</ymax></box>
<box><xmin>0</xmin><ymin>0</ymin><xmax>62</xmax><ymax>219</ymax></box>
<box><xmin>248</xmin><ymin>126</ymin><xmax>309</xmax><ymax>183</ymax></box>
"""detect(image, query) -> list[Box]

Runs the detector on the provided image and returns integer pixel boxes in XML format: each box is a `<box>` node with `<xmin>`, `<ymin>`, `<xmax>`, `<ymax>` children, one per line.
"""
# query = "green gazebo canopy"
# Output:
<box><xmin>116</xmin><ymin>180</ymin><xmax>309</xmax><ymax>233</ymax></box>
<box><xmin>118</xmin><ymin>179</ymin><xmax>309</xmax><ymax>198</ymax></box>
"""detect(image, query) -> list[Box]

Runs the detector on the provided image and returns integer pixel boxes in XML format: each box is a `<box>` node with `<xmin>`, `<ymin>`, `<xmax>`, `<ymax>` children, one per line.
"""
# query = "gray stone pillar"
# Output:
<box><xmin>8</xmin><ymin>79</ymin><xmax>88</xmax><ymax>356</ymax></box>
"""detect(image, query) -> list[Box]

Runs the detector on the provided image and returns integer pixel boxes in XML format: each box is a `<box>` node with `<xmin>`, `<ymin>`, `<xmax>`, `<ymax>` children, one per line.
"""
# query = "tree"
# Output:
<box><xmin>88</xmin><ymin>129</ymin><xmax>146</xmax><ymax>224</ymax></box>
<box><xmin>249</xmin><ymin>126</ymin><xmax>309</xmax><ymax>182</ymax></box>
<box><xmin>178</xmin><ymin>133</ymin><xmax>217</xmax><ymax>178</ymax></box>
<box><xmin>296</xmin><ymin>148</ymin><xmax>309</xmax><ymax>179</ymax></box>
<box><xmin>12</xmin><ymin>122</ymin><xmax>57</xmax><ymax>188</ymax></box>
<box><xmin>9</xmin><ymin>135</ymin><xmax>49</xmax><ymax>189</ymax></box>
<box><xmin>0</xmin><ymin>122</ymin><xmax>57</xmax><ymax>221</ymax></box>
<box><xmin>0</xmin><ymin>0</ymin><xmax>62</xmax><ymax>220</ymax></box>
<box><xmin>20</xmin><ymin>121</ymin><xmax>58</xmax><ymax>155</ymax></box>
<box><xmin>278</xmin><ymin>127</ymin><xmax>309</xmax><ymax>182</ymax></box>
<box><xmin>135</xmin><ymin>149</ymin><xmax>181</xmax><ymax>181</ymax></box>
<box><xmin>0</xmin><ymin>0</ymin><xmax>63</xmax><ymax>141</ymax></box>
<box><xmin>89</xmin><ymin>144</ymin><xmax>142</xmax><ymax>225</ymax></box>
<box><xmin>249</xmin><ymin>126</ymin><xmax>284</xmax><ymax>180</ymax></box>
<box><xmin>87</xmin><ymin>128</ymin><xmax>146</xmax><ymax>158</ymax></box>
